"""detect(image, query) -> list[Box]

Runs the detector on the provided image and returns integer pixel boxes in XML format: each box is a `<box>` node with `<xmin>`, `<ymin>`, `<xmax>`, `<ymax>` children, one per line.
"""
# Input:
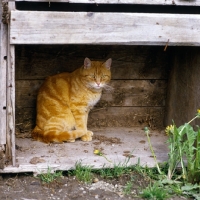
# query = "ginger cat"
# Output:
<box><xmin>32</xmin><ymin>57</ymin><xmax>112</xmax><ymax>143</ymax></box>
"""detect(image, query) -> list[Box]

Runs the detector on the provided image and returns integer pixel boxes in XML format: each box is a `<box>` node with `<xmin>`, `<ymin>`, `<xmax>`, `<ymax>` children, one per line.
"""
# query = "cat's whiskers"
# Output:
<box><xmin>87</xmin><ymin>82</ymin><xmax>103</xmax><ymax>90</ymax></box>
<box><xmin>103</xmin><ymin>84</ymin><xmax>114</xmax><ymax>92</ymax></box>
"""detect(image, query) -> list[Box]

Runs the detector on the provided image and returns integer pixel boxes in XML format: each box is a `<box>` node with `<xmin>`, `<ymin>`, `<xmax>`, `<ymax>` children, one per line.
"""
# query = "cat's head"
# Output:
<box><xmin>81</xmin><ymin>57</ymin><xmax>112</xmax><ymax>90</ymax></box>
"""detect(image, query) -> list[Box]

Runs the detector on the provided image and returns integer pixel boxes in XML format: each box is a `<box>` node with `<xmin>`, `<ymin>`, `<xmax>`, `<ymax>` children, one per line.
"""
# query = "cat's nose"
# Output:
<box><xmin>96</xmin><ymin>82</ymin><xmax>100</xmax><ymax>86</ymax></box>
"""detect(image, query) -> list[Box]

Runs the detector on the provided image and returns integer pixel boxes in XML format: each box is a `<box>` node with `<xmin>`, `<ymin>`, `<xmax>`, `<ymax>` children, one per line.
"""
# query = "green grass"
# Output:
<box><xmin>123</xmin><ymin>180</ymin><xmax>133</xmax><ymax>195</ymax></box>
<box><xmin>69</xmin><ymin>161</ymin><xmax>93</xmax><ymax>183</ymax></box>
<box><xmin>95</xmin><ymin>156</ymin><xmax>133</xmax><ymax>179</ymax></box>
<box><xmin>141</xmin><ymin>182</ymin><xmax>169</xmax><ymax>200</ymax></box>
<box><xmin>37</xmin><ymin>167</ymin><xmax>63</xmax><ymax>183</ymax></box>
<box><xmin>96</xmin><ymin>164</ymin><xmax>132</xmax><ymax>179</ymax></box>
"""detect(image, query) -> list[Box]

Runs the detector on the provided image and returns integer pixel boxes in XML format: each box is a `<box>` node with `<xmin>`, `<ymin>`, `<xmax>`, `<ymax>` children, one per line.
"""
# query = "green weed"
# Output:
<box><xmin>123</xmin><ymin>180</ymin><xmax>133</xmax><ymax>195</ymax></box>
<box><xmin>141</xmin><ymin>182</ymin><xmax>169</xmax><ymax>200</ymax></box>
<box><xmin>69</xmin><ymin>161</ymin><xmax>93</xmax><ymax>183</ymax></box>
<box><xmin>143</xmin><ymin>109</ymin><xmax>200</xmax><ymax>199</ymax></box>
<box><xmin>37</xmin><ymin>167</ymin><xmax>63</xmax><ymax>183</ymax></box>
<box><xmin>95</xmin><ymin>157</ymin><xmax>132</xmax><ymax>179</ymax></box>
<box><xmin>165</xmin><ymin>110</ymin><xmax>200</xmax><ymax>183</ymax></box>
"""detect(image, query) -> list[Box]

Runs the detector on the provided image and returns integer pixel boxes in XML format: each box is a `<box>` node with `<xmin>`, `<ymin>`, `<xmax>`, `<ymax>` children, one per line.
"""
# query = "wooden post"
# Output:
<box><xmin>6</xmin><ymin>0</ymin><xmax>16</xmax><ymax>166</ymax></box>
<box><xmin>0</xmin><ymin>1</ymin><xmax>8</xmax><ymax>145</ymax></box>
<box><xmin>0</xmin><ymin>1</ymin><xmax>8</xmax><ymax>169</ymax></box>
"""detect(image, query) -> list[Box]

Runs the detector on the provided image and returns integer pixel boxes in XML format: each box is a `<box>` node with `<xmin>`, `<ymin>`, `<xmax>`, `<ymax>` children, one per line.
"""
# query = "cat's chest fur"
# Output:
<box><xmin>88</xmin><ymin>93</ymin><xmax>101</xmax><ymax>108</ymax></box>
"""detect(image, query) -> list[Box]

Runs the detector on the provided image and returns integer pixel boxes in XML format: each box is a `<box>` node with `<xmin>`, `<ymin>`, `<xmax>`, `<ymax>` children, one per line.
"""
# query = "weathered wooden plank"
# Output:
<box><xmin>15</xmin><ymin>80</ymin><xmax>167</xmax><ymax>109</ymax></box>
<box><xmin>100</xmin><ymin>80</ymin><xmax>167</xmax><ymax>107</ymax></box>
<box><xmin>16</xmin><ymin>107</ymin><xmax>36</xmax><ymax>135</ymax></box>
<box><xmin>10</xmin><ymin>11</ymin><xmax>200</xmax><ymax>46</ymax></box>
<box><xmin>7</xmin><ymin>1</ymin><xmax>16</xmax><ymax>167</ymax></box>
<box><xmin>0</xmin><ymin>146</ymin><xmax>5</xmax><ymax>169</ymax></box>
<box><xmin>15</xmin><ymin>45</ymin><xmax>170</xmax><ymax>80</ymax></box>
<box><xmin>165</xmin><ymin>47</ymin><xmax>200</xmax><ymax>127</ymax></box>
<box><xmin>1</xmin><ymin>127</ymin><xmax>168</xmax><ymax>173</ymax></box>
<box><xmin>14</xmin><ymin>0</ymin><xmax>200</xmax><ymax>6</ymax></box>
<box><xmin>89</xmin><ymin>107</ymin><xmax>165</xmax><ymax>128</ymax></box>
<box><xmin>0</xmin><ymin>10</ymin><xmax>7</xmax><ymax>145</ymax></box>
<box><xmin>15</xmin><ymin>106</ymin><xmax>165</xmax><ymax>135</ymax></box>
<box><xmin>7</xmin><ymin>48</ymin><xmax>16</xmax><ymax>165</ymax></box>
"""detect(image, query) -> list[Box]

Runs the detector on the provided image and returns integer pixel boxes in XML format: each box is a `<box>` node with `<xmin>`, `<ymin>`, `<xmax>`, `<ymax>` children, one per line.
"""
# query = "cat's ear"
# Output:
<box><xmin>104</xmin><ymin>58</ymin><xmax>112</xmax><ymax>70</ymax></box>
<box><xmin>84</xmin><ymin>57</ymin><xmax>92</xmax><ymax>69</ymax></box>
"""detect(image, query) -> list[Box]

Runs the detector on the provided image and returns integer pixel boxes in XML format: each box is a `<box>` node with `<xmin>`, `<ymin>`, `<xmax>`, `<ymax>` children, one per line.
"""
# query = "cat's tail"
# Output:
<box><xmin>31</xmin><ymin>126</ymin><xmax>93</xmax><ymax>143</ymax></box>
<box><xmin>31</xmin><ymin>126</ymin><xmax>49</xmax><ymax>143</ymax></box>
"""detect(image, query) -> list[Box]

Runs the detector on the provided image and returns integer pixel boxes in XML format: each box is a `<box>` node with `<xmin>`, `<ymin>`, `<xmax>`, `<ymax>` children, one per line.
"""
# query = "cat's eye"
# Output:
<box><xmin>90</xmin><ymin>75</ymin><xmax>95</xmax><ymax>78</ymax></box>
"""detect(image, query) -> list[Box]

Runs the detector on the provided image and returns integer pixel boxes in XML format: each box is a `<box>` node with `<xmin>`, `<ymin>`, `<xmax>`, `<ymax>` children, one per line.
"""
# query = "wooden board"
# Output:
<box><xmin>15</xmin><ymin>106</ymin><xmax>165</xmax><ymax>136</ymax></box>
<box><xmin>15</xmin><ymin>80</ymin><xmax>167</xmax><ymax>108</ymax></box>
<box><xmin>0</xmin><ymin>19</ymin><xmax>7</xmax><ymax>145</ymax></box>
<box><xmin>7</xmin><ymin>1</ymin><xmax>16</xmax><ymax>166</ymax></box>
<box><xmin>15</xmin><ymin>45</ymin><xmax>170</xmax><ymax>80</ymax></box>
<box><xmin>165</xmin><ymin>47</ymin><xmax>200</xmax><ymax>127</ymax></box>
<box><xmin>14</xmin><ymin>0</ymin><xmax>200</xmax><ymax>6</ymax></box>
<box><xmin>1</xmin><ymin>127</ymin><xmax>168</xmax><ymax>173</ymax></box>
<box><xmin>10</xmin><ymin>11</ymin><xmax>200</xmax><ymax>46</ymax></box>
<box><xmin>89</xmin><ymin>107</ymin><xmax>165</xmax><ymax>129</ymax></box>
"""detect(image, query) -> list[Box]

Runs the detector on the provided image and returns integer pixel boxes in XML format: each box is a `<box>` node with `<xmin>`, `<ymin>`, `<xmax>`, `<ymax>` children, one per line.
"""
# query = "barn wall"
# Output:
<box><xmin>15</xmin><ymin>45</ymin><xmax>171</xmax><ymax>135</ymax></box>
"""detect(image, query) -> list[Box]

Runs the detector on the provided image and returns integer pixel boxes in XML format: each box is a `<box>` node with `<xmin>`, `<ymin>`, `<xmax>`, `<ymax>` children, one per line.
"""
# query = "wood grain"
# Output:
<box><xmin>165</xmin><ymin>47</ymin><xmax>200</xmax><ymax>127</ymax></box>
<box><xmin>10</xmin><ymin>11</ymin><xmax>200</xmax><ymax>45</ymax></box>
<box><xmin>0</xmin><ymin>21</ymin><xmax>7</xmax><ymax>145</ymax></box>
<box><xmin>7</xmin><ymin>1</ymin><xmax>16</xmax><ymax>166</ymax></box>
<box><xmin>15</xmin><ymin>45</ymin><xmax>170</xmax><ymax>80</ymax></box>
<box><xmin>15</xmin><ymin>106</ymin><xmax>165</xmax><ymax>133</ymax></box>
<box><xmin>15</xmin><ymin>79</ymin><xmax>167</xmax><ymax>108</ymax></box>
<box><xmin>14</xmin><ymin>0</ymin><xmax>200</xmax><ymax>6</ymax></box>
<box><xmin>89</xmin><ymin>107</ymin><xmax>165</xmax><ymax>128</ymax></box>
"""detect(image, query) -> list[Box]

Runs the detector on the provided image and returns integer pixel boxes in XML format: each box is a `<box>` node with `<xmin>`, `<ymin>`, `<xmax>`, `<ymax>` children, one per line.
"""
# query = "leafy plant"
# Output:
<box><xmin>143</xmin><ymin>109</ymin><xmax>200</xmax><ymax>199</ymax></box>
<box><xmin>37</xmin><ymin>167</ymin><xmax>63</xmax><ymax>183</ymax></box>
<box><xmin>165</xmin><ymin>110</ymin><xmax>200</xmax><ymax>183</ymax></box>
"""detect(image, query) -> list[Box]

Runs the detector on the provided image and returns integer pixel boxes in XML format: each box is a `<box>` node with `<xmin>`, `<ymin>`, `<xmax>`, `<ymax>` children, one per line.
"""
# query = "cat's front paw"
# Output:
<box><xmin>66</xmin><ymin>139</ymin><xmax>75</xmax><ymax>143</ymax></box>
<box><xmin>87</xmin><ymin>130</ymin><xmax>93</xmax><ymax>136</ymax></box>
<box><xmin>81</xmin><ymin>131</ymin><xmax>93</xmax><ymax>142</ymax></box>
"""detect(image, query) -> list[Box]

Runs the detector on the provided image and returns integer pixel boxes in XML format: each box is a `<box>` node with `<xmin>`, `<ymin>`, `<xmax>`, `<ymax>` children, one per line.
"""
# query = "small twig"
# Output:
<box><xmin>144</xmin><ymin>127</ymin><xmax>162</xmax><ymax>174</ymax></box>
<box><xmin>164</xmin><ymin>39</ymin><xmax>169</xmax><ymax>51</ymax></box>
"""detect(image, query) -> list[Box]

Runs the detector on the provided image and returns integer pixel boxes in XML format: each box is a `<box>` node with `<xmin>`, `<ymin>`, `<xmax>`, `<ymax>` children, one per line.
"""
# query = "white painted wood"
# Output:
<box><xmin>7</xmin><ymin>1</ymin><xmax>16</xmax><ymax>166</ymax></box>
<box><xmin>0</xmin><ymin>127</ymin><xmax>168</xmax><ymax>173</ymax></box>
<box><xmin>10</xmin><ymin>11</ymin><xmax>200</xmax><ymax>46</ymax></box>
<box><xmin>0</xmin><ymin>3</ymin><xmax>7</xmax><ymax>145</ymax></box>
<box><xmin>14</xmin><ymin>0</ymin><xmax>200</xmax><ymax>6</ymax></box>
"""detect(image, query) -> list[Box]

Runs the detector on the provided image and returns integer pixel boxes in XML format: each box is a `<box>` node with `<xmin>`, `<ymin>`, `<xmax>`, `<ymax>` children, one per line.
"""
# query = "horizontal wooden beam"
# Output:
<box><xmin>10</xmin><ymin>11</ymin><xmax>200</xmax><ymax>46</ymax></box>
<box><xmin>15</xmin><ymin>80</ymin><xmax>167</xmax><ymax>108</ymax></box>
<box><xmin>14</xmin><ymin>0</ymin><xmax>200</xmax><ymax>6</ymax></box>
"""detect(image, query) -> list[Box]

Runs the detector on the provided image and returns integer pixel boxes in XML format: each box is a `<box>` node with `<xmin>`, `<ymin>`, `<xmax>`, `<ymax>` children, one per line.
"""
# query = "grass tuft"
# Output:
<box><xmin>69</xmin><ymin>161</ymin><xmax>93</xmax><ymax>183</ymax></box>
<box><xmin>141</xmin><ymin>182</ymin><xmax>169</xmax><ymax>200</ymax></box>
<box><xmin>37</xmin><ymin>167</ymin><xmax>63</xmax><ymax>183</ymax></box>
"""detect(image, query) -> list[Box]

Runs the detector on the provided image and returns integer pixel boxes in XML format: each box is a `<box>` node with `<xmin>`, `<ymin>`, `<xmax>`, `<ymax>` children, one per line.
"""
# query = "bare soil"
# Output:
<box><xmin>0</xmin><ymin>172</ymin><xmax>188</xmax><ymax>200</ymax></box>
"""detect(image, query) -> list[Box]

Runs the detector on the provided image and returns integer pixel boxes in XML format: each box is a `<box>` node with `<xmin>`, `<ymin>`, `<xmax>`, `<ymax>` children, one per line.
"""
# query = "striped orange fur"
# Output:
<box><xmin>31</xmin><ymin>57</ymin><xmax>112</xmax><ymax>143</ymax></box>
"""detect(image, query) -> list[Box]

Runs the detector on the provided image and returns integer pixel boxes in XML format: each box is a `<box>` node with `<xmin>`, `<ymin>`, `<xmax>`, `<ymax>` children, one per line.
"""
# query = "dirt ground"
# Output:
<box><xmin>0</xmin><ymin>172</ymin><xmax>189</xmax><ymax>200</ymax></box>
